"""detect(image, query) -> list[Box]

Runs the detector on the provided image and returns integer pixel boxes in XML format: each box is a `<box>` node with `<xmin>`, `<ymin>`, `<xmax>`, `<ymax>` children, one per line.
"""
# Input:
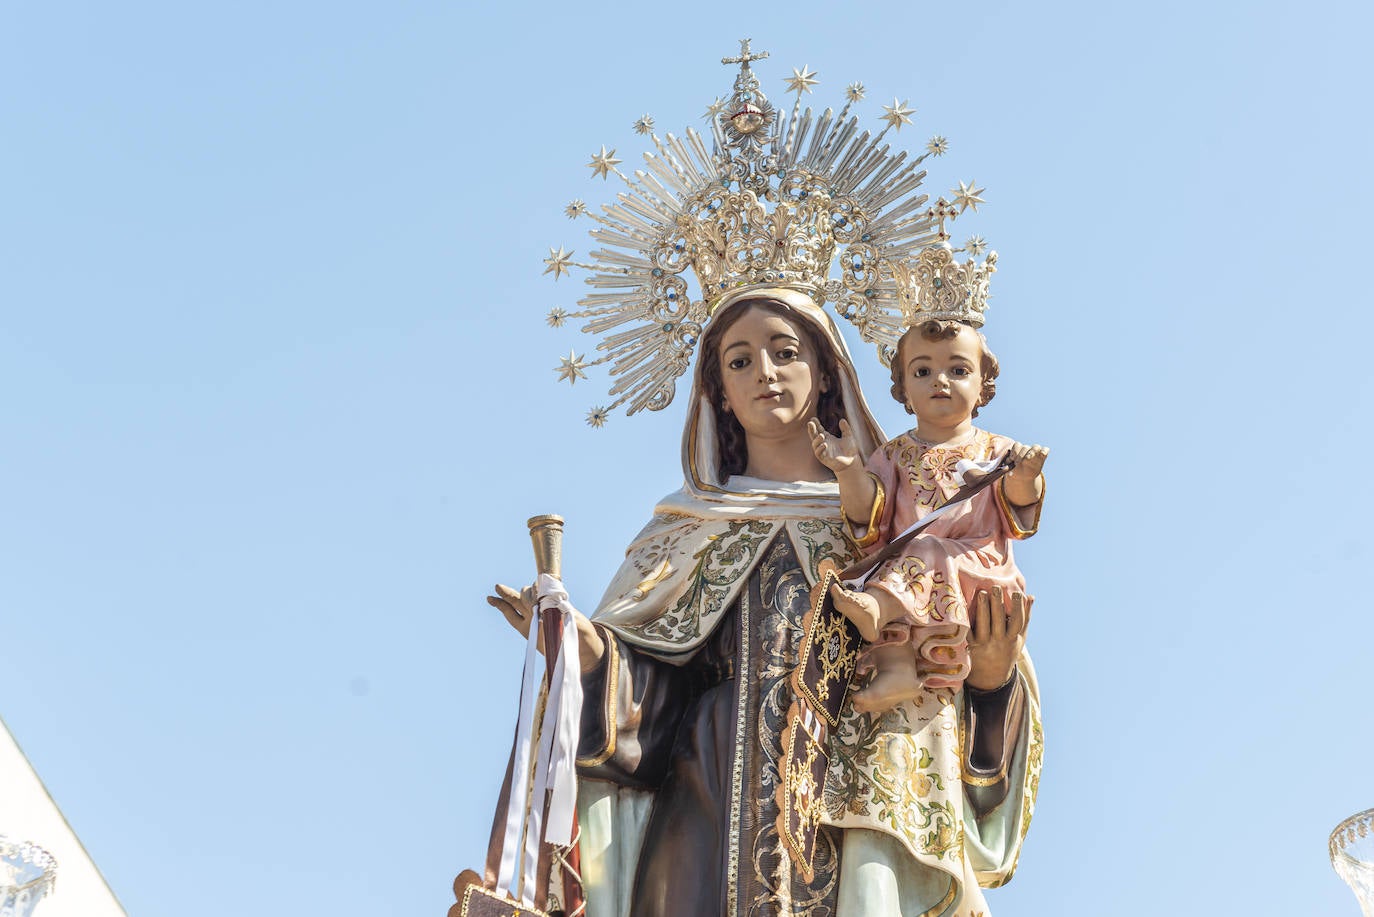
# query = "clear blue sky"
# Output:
<box><xmin>4</xmin><ymin>2</ymin><xmax>1372</xmax><ymax>914</ymax></box>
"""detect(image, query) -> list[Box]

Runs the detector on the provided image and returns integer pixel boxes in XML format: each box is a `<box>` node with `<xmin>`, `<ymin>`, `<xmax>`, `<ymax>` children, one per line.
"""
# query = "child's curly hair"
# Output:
<box><xmin>889</xmin><ymin>320</ymin><xmax>1000</xmax><ymax>417</ymax></box>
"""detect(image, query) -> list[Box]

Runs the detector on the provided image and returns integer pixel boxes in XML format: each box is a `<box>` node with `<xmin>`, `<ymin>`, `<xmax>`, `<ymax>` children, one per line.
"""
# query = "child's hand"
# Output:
<box><xmin>809</xmin><ymin>418</ymin><xmax>861</xmax><ymax>473</ymax></box>
<box><xmin>1003</xmin><ymin>442</ymin><xmax>1048</xmax><ymax>508</ymax></box>
<box><xmin>1007</xmin><ymin>442</ymin><xmax>1049</xmax><ymax>482</ymax></box>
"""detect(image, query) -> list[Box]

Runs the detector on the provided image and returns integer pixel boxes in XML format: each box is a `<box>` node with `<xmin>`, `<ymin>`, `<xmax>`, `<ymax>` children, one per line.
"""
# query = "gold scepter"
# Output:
<box><xmin>524</xmin><ymin>514</ymin><xmax>585</xmax><ymax>916</ymax></box>
<box><xmin>451</xmin><ymin>515</ymin><xmax>574</xmax><ymax>917</ymax></box>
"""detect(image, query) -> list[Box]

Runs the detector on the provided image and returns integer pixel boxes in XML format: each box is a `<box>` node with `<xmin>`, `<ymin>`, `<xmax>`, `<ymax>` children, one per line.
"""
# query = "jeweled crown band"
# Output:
<box><xmin>894</xmin><ymin>244</ymin><xmax>997</xmax><ymax>329</ymax></box>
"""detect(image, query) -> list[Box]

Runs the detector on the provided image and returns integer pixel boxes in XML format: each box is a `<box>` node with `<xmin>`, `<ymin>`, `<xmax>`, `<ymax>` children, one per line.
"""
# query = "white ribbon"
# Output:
<box><xmin>496</xmin><ymin>573</ymin><xmax>584</xmax><ymax>906</ymax></box>
<box><xmin>536</xmin><ymin>574</ymin><xmax>583</xmax><ymax>846</ymax></box>
<box><xmin>497</xmin><ymin>603</ymin><xmax>544</xmax><ymax>901</ymax></box>
<box><xmin>952</xmin><ymin>456</ymin><xmax>1003</xmax><ymax>487</ymax></box>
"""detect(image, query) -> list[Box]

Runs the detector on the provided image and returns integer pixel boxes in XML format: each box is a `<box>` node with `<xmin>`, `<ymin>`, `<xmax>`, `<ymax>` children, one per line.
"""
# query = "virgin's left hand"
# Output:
<box><xmin>966</xmin><ymin>586</ymin><xmax>1032</xmax><ymax>691</ymax></box>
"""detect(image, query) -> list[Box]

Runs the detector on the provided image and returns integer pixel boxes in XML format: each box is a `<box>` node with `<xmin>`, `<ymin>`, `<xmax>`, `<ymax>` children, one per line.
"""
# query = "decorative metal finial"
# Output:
<box><xmin>721</xmin><ymin>38</ymin><xmax>769</xmax><ymax>69</ymax></box>
<box><xmin>718</xmin><ymin>39</ymin><xmax>776</xmax><ymax>155</ymax></box>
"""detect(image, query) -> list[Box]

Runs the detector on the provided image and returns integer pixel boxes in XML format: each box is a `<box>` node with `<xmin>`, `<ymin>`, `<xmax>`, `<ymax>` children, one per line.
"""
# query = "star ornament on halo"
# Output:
<box><xmin>785</xmin><ymin>65</ymin><xmax>819</xmax><ymax>94</ymax></box>
<box><xmin>585</xmin><ymin>406</ymin><xmax>610</xmax><ymax>428</ymax></box>
<box><xmin>587</xmin><ymin>146</ymin><xmax>622</xmax><ymax>180</ymax></box>
<box><xmin>951</xmin><ymin>180</ymin><xmax>986</xmax><ymax>213</ymax></box>
<box><xmin>846</xmin><ymin>82</ymin><xmax>866</xmax><ymax>102</ymax></box>
<box><xmin>926</xmin><ymin>135</ymin><xmax>949</xmax><ymax>156</ymax></box>
<box><xmin>555</xmin><ymin>350</ymin><xmax>589</xmax><ymax>385</ymax></box>
<box><xmin>703</xmin><ymin>97</ymin><xmax>727</xmax><ymax>122</ymax></box>
<box><xmin>633</xmin><ymin>115</ymin><xmax>655</xmax><ymax>135</ymax></box>
<box><xmin>564</xmin><ymin>199</ymin><xmax>587</xmax><ymax>219</ymax></box>
<box><xmin>543</xmin><ymin>246</ymin><xmax>574</xmax><ymax>280</ymax></box>
<box><xmin>547</xmin><ymin>307</ymin><xmax>569</xmax><ymax>328</ymax></box>
<box><xmin>963</xmin><ymin>235</ymin><xmax>988</xmax><ymax>256</ymax></box>
<box><xmin>882</xmin><ymin>99</ymin><xmax>915</xmax><ymax>130</ymax></box>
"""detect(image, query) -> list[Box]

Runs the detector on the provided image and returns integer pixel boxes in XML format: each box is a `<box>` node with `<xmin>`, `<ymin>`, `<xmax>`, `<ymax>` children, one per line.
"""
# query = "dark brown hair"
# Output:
<box><xmin>889</xmin><ymin>319</ymin><xmax>1000</xmax><ymax>417</ymax></box>
<box><xmin>699</xmin><ymin>298</ymin><xmax>846</xmax><ymax>478</ymax></box>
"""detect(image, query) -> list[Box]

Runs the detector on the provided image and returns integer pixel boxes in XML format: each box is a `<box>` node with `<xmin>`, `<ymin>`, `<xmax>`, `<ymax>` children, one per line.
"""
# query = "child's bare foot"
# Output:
<box><xmin>829</xmin><ymin>583</ymin><xmax>883</xmax><ymax>642</ymax></box>
<box><xmin>852</xmin><ymin>664</ymin><xmax>925</xmax><ymax>714</ymax></box>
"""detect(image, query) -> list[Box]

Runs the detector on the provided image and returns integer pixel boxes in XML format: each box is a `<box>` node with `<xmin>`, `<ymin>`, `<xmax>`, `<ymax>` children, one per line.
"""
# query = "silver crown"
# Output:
<box><xmin>545</xmin><ymin>40</ymin><xmax>990</xmax><ymax>426</ymax></box>
<box><xmin>894</xmin><ymin>244</ymin><xmax>997</xmax><ymax>328</ymax></box>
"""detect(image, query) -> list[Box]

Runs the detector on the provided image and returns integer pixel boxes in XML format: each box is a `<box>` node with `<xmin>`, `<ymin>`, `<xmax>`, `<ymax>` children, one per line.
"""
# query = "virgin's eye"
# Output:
<box><xmin>727</xmin><ymin>356</ymin><xmax>749</xmax><ymax>371</ymax></box>
<box><xmin>777</xmin><ymin>348</ymin><xmax>798</xmax><ymax>361</ymax></box>
<box><xmin>951</xmin><ymin>367</ymin><xmax>969</xmax><ymax>377</ymax></box>
<box><xmin>913</xmin><ymin>367</ymin><xmax>930</xmax><ymax>377</ymax></box>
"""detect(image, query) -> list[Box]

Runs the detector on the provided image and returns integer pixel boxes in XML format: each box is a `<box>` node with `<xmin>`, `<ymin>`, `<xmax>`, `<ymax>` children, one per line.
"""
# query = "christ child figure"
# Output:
<box><xmin>809</xmin><ymin>319</ymin><xmax>1048</xmax><ymax>713</ymax></box>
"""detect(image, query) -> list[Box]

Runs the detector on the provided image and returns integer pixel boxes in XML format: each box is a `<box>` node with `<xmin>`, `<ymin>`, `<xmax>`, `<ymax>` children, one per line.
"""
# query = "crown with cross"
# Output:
<box><xmin>544</xmin><ymin>40</ymin><xmax>994</xmax><ymax>426</ymax></box>
<box><xmin>893</xmin><ymin>244</ymin><xmax>998</xmax><ymax>328</ymax></box>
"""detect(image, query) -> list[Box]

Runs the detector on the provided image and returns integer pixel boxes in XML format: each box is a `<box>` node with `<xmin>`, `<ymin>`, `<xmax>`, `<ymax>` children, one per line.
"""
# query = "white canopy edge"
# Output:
<box><xmin>0</xmin><ymin>714</ymin><xmax>127</xmax><ymax>917</ymax></box>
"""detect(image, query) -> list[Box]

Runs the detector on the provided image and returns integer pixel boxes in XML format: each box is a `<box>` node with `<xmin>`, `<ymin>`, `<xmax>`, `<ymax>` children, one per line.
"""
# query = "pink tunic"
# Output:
<box><xmin>855</xmin><ymin>428</ymin><xmax>1041</xmax><ymax>688</ymax></box>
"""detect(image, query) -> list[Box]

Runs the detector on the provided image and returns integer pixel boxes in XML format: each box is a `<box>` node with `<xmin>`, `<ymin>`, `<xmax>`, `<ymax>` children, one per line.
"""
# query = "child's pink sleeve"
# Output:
<box><xmin>994</xmin><ymin>477</ymin><xmax>1044</xmax><ymax>539</ymax></box>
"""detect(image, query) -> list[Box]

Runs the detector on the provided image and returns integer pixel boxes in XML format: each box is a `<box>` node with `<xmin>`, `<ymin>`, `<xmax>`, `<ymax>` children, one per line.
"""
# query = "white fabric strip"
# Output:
<box><xmin>521</xmin><ymin>680</ymin><xmax>555</xmax><ymax>904</ymax></box>
<box><xmin>498</xmin><ymin>574</ymin><xmax>585</xmax><ymax>906</ymax></box>
<box><xmin>543</xmin><ymin>593</ymin><xmax>583</xmax><ymax>844</ymax></box>
<box><xmin>498</xmin><ymin>609</ymin><xmax>545</xmax><ymax>899</ymax></box>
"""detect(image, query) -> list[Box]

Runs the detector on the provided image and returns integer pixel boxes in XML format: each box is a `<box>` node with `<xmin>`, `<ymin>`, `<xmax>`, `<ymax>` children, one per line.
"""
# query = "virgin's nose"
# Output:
<box><xmin>757</xmin><ymin>351</ymin><xmax>779</xmax><ymax>381</ymax></box>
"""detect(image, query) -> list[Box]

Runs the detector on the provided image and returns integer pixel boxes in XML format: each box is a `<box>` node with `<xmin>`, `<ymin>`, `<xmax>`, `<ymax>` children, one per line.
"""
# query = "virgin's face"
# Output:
<box><xmin>717</xmin><ymin>305</ymin><xmax>824</xmax><ymax>437</ymax></box>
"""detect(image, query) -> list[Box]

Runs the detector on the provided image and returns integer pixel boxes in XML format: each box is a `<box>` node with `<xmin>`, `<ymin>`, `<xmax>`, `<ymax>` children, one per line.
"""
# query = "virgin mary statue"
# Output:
<box><xmin>482</xmin><ymin>42</ymin><xmax>1042</xmax><ymax>917</ymax></box>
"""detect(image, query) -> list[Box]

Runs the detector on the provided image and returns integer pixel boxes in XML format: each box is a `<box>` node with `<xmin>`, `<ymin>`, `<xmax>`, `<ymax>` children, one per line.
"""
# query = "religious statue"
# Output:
<box><xmin>453</xmin><ymin>40</ymin><xmax>1044</xmax><ymax>917</ymax></box>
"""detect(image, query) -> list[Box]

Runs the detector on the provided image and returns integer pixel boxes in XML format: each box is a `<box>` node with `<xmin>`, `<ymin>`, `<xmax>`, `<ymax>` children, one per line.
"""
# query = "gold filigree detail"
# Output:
<box><xmin>632</xmin><ymin>558</ymin><xmax>674</xmax><ymax>599</ymax></box>
<box><xmin>996</xmin><ymin>474</ymin><xmax>1044</xmax><ymax>539</ymax></box>
<box><xmin>845</xmin><ymin>472</ymin><xmax>887</xmax><ymax>548</ymax></box>
<box><xmin>725</xmin><ymin>578</ymin><xmax>754</xmax><ymax>913</ymax></box>
<box><xmin>623</xmin><ymin>519</ymin><xmax>774</xmax><ymax>643</ymax></box>
<box><xmin>796</xmin><ymin>586</ymin><xmax>861</xmax><ymax>718</ymax></box>
<box><xmin>893</xmin><ymin>243</ymin><xmax>997</xmax><ymax>328</ymax></box>
<box><xmin>792</xmin><ymin>517</ymin><xmax>859</xmax><ymax>585</ymax></box>
<box><xmin>883</xmin><ymin>429</ymin><xmax>996</xmax><ymax>510</ymax></box>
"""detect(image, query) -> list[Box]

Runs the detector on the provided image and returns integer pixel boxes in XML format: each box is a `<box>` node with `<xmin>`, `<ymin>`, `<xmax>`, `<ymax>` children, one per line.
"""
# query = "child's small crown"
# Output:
<box><xmin>893</xmin><ymin>244</ymin><xmax>997</xmax><ymax>329</ymax></box>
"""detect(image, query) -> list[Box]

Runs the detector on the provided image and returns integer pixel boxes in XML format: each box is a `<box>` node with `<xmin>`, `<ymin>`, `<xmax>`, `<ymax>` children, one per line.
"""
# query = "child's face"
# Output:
<box><xmin>898</xmin><ymin>330</ymin><xmax>984</xmax><ymax>426</ymax></box>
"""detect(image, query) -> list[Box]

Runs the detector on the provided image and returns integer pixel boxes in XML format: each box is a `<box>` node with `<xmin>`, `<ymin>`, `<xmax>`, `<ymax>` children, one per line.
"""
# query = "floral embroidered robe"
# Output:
<box><xmin>573</xmin><ymin>487</ymin><xmax>1043</xmax><ymax>917</ymax></box>
<box><xmin>857</xmin><ymin>428</ymin><xmax>1044</xmax><ymax>687</ymax></box>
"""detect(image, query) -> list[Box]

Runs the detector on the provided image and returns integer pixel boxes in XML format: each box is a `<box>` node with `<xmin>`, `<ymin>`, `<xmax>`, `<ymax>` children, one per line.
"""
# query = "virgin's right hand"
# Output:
<box><xmin>488</xmin><ymin>583</ymin><xmax>536</xmax><ymax>638</ymax></box>
<box><xmin>809</xmin><ymin>417</ymin><xmax>860</xmax><ymax>473</ymax></box>
<box><xmin>487</xmin><ymin>582</ymin><xmax>608</xmax><ymax>673</ymax></box>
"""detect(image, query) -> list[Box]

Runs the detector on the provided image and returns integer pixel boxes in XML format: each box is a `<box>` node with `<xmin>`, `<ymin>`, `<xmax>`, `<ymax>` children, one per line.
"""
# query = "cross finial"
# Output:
<box><xmin>721</xmin><ymin>38</ymin><xmax>769</xmax><ymax>68</ymax></box>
